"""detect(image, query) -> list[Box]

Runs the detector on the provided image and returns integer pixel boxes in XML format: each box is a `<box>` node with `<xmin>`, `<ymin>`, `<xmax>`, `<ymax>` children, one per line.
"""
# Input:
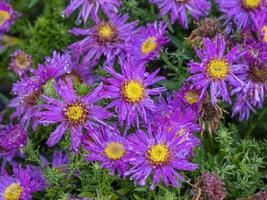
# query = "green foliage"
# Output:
<box><xmin>194</xmin><ymin>125</ymin><xmax>267</xmax><ymax>199</ymax></box>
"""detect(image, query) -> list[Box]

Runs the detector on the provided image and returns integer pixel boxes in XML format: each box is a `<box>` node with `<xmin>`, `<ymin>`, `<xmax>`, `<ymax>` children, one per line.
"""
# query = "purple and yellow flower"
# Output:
<box><xmin>9</xmin><ymin>50</ymin><xmax>32</xmax><ymax>77</ymax></box>
<box><xmin>173</xmin><ymin>83</ymin><xmax>203</xmax><ymax>111</ymax></box>
<box><xmin>231</xmin><ymin>42</ymin><xmax>267</xmax><ymax>120</ymax></box>
<box><xmin>83</xmin><ymin>126</ymin><xmax>128</xmax><ymax>176</ymax></box>
<box><xmin>69</xmin><ymin>14</ymin><xmax>138</xmax><ymax>65</ymax></box>
<box><xmin>64</xmin><ymin>0</ymin><xmax>121</xmax><ymax>24</ymax></box>
<box><xmin>216</xmin><ymin>0</ymin><xmax>267</xmax><ymax>30</ymax></box>
<box><xmin>102</xmin><ymin>58</ymin><xmax>165</xmax><ymax>128</ymax></box>
<box><xmin>0</xmin><ymin>165</ymin><xmax>46</xmax><ymax>200</ymax></box>
<box><xmin>37</xmin><ymin>78</ymin><xmax>110</xmax><ymax>152</ymax></box>
<box><xmin>253</xmin><ymin>11</ymin><xmax>267</xmax><ymax>43</ymax></box>
<box><xmin>150</xmin><ymin>0</ymin><xmax>211</xmax><ymax>29</ymax></box>
<box><xmin>125</xmin><ymin>126</ymin><xmax>200</xmax><ymax>188</ymax></box>
<box><xmin>0</xmin><ymin>1</ymin><xmax>18</xmax><ymax>34</ymax></box>
<box><xmin>127</xmin><ymin>21</ymin><xmax>169</xmax><ymax>63</ymax></box>
<box><xmin>188</xmin><ymin>35</ymin><xmax>244</xmax><ymax>105</ymax></box>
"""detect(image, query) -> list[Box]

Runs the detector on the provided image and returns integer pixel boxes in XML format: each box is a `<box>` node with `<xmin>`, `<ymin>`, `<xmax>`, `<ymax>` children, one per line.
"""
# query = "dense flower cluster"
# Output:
<box><xmin>0</xmin><ymin>0</ymin><xmax>267</xmax><ymax>198</ymax></box>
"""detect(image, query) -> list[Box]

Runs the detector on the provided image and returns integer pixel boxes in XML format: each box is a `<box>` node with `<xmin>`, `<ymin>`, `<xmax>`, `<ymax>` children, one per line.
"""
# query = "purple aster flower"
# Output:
<box><xmin>150</xmin><ymin>0</ymin><xmax>211</xmax><ymax>29</ymax></box>
<box><xmin>173</xmin><ymin>83</ymin><xmax>203</xmax><ymax>111</ymax></box>
<box><xmin>125</xmin><ymin>126</ymin><xmax>200</xmax><ymax>188</ymax></box>
<box><xmin>216</xmin><ymin>0</ymin><xmax>267</xmax><ymax>30</ymax></box>
<box><xmin>37</xmin><ymin>78</ymin><xmax>110</xmax><ymax>152</ymax></box>
<box><xmin>127</xmin><ymin>21</ymin><xmax>169</xmax><ymax>63</ymax></box>
<box><xmin>69</xmin><ymin>14</ymin><xmax>138</xmax><ymax>65</ymax></box>
<box><xmin>0</xmin><ymin>165</ymin><xmax>46</xmax><ymax>200</ymax></box>
<box><xmin>252</xmin><ymin>11</ymin><xmax>267</xmax><ymax>43</ymax></box>
<box><xmin>9</xmin><ymin>76</ymin><xmax>40</xmax><ymax>129</ymax></box>
<box><xmin>40</xmin><ymin>151</ymin><xmax>68</xmax><ymax>173</ymax></box>
<box><xmin>231</xmin><ymin>42</ymin><xmax>267</xmax><ymax>120</ymax></box>
<box><xmin>63</xmin><ymin>0</ymin><xmax>121</xmax><ymax>24</ymax></box>
<box><xmin>188</xmin><ymin>35</ymin><xmax>244</xmax><ymax>105</ymax></box>
<box><xmin>102</xmin><ymin>57</ymin><xmax>165</xmax><ymax>129</ymax></box>
<box><xmin>83</xmin><ymin>126</ymin><xmax>128</xmax><ymax>176</ymax></box>
<box><xmin>8</xmin><ymin>50</ymin><xmax>32</xmax><ymax>77</ymax></box>
<box><xmin>0</xmin><ymin>124</ymin><xmax>27</xmax><ymax>156</ymax></box>
<box><xmin>0</xmin><ymin>1</ymin><xmax>18</xmax><ymax>34</ymax></box>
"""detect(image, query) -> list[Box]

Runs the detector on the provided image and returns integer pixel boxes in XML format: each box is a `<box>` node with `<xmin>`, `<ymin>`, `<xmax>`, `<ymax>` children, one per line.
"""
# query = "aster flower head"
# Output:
<box><xmin>83</xmin><ymin>126</ymin><xmax>128</xmax><ymax>176</ymax></box>
<box><xmin>231</xmin><ymin>43</ymin><xmax>267</xmax><ymax>120</ymax></box>
<box><xmin>37</xmin><ymin>78</ymin><xmax>110</xmax><ymax>152</ymax></box>
<box><xmin>150</xmin><ymin>0</ymin><xmax>211</xmax><ymax>29</ymax></box>
<box><xmin>102</xmin><ymin>57</ymin><xmax>166</xmax><ymax>128</ymax></box>
<box><xmin>253</xmin><ymin>11</ymin><xmax>267</xmax><ymax>43</ymax></box>
<box><xmin>188</xmin><ymin>34</ymin><xmax>245</xmax><ymax>105</ymax></box>
<box><xmin>128</xmin><ymin>21</ymin><xmax>169</xmax><ymax>63</ymax></box>
<box><xmin>125</xmin><ymin>127</ymin><xmax>200</xmax><ymax>188</ymax></box>
<box><xmin>0</xmin><ymin>165</ymin><xmax>46</xmax><ymax>200</ymax></box>
<box><xmin>216</xmin><ymin>0</ymin><xmax>267</xmax><ymax>30</ymax></box>
<box><xmin>69</xmin><ymin>14</ymin><xmax>138</xmax><ymax>65</ymax></box>
<box><xmin>63</xmin><ymin>0</ymin><xmax>121</xmax><ymax>24</ymax></box>
<box><xmin>0</xmin><ymin>124</ymin><xmax>27</xmax><ymax>156</ymax></box>
<box><xmin>8</xmin><ymin>50</ymin><xmax>32</xmax><ymax>77</ymax></box>
<box><xmin>9</xmin><ymin>76</ymin><xmax>40</xmax><ymax>129</ymax></box>
<box><xmin>0</xmin><ymin>1</ymin><xmax>18</xmax><ymax>34</ymax></box>
<box><xmin>173</xmin><ymin>83</ymin><xmax>203</xmax><ymax>110</ymax></box>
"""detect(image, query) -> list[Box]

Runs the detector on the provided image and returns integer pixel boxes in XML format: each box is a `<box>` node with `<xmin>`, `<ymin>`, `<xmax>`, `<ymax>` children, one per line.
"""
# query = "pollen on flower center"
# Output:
<box><xmin>4</xmin><ymin>183</ymin><xmax>23</xmax><ymax>200</ymax></box>
<box><xmin>262</xmin><ymin>25</ymin><xmax>267</xmax><ymax>42</ymax></box>
<box><xmin>141</xmin><ymin>36</ymin><xmax>157</xmax><ymax>55</ymax></box>
<box><xmin>249</xmin><ymin>63</ymin><xmax>267</xmax><ymax>83</ymax></box>
<box><xmin>207</xmin><ymin>59</ymin><xmax>229</xmax><ymax>79</ymax></box>
<box><xmin>0</xmin><ymin>10</ymin><xmax>10</xmax><ymax>26</ymax></box>
<box><xmin>242</xmin><ymin>0</ymin><xmax>260</xmax><ymax>9</ymax></box>
<box><xmin>122</xmin><ymin>80</ymin><xmax>145</xmax><ymax>103</ymax></box>
<box><xmin>98</xmin><ymin>23</ymin><xmax>115</xmax><ymax>41</ymax></box>
<box><xmin>64</xmin><ymin>103</ymin><xmax>87</xmax><ymax>123</ymax></box>
<box><xmin>147</xmin><ymin>144</ymin><xmax>171</xmax><ymax>166</ymax></box>
<box><xmin>184</xmin><ymin>90</ymin><xmax>200</xmax><ymax>104</ymax></box>
<box><xmin>15</xmin><ymin>55</ymin><xmax>30</xmax><ymax>69</ymax></box>
<box><xmin>104</xmin><ymin>142</ymin><xmax>125</xmax><ymax>160</ymax></box>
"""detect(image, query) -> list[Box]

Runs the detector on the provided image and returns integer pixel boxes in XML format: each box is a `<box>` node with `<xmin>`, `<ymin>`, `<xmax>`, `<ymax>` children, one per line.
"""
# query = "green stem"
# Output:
<box><xmin>160</xmin><ymin>52</ymin><xmax>178</xmax><ymax>73</ymax></box>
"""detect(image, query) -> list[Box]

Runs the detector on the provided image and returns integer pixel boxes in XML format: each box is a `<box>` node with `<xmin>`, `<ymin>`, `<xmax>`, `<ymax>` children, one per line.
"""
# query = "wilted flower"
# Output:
<box><xmin>37</xmin><ymin>78</ymin><xmax>110</xmax><ymax>152</ymax></box>
<box><xmin>69</xmin><ymin>14</ymin><xmax>138</xmax><ymax>65</ymax></box>
<box><xmin>125</xmin><ymin>126</ymin><xmax>200</xmax><ymax>188</ymax></box>
<box><xmin>150</xmin><ymin>0</ymin><xmax>211</xmax><ymax>29</ymax></box>
<box><xmin>188</xmin><ymin>34</ymin><xmax>244</xmax><ymax>105</ymax></box>
<box><xmin>64</xmin><ymin>0</ymin><xmax>121</xmax><ymax>23</ymax></box>
<box><xmin>0</xmin><ymin>165</ymin><xmax>46</xmax><ymax>200</ymax></box>
<box><xmin>83</xmin><ymin>126</ymin><xmax>128</xmax><ymax>176</ymax></box>
<box><xmin>128</xmin><ymin>21</ymin><xmax>169</xmax><ymax>63</ymax></box>
<box><xmin>192</xmin><ymin>172</ymin><xmax>226</xmax><ymax>200</ymax></box>
<box><xmin>102</xmin><ymin>57</ymin><xmax>165</xmax><ymax>129</ymax></box>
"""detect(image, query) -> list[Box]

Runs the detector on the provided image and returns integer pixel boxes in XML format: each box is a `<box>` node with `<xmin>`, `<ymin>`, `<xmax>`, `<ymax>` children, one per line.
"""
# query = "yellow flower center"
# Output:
<box><xmin>64</xmin><ymin>103</ymin><xmax>87</xmax><ymax>123</ymax></box>
<box><xmin>184</xmin><ymin>90</ymin><xmax>200</xmax><ymax>104</ymax></box>
<box><xmin>4</xmin><ymin>183</ymin><xmax>22</xmax><ymax>200</ymax></box>
<box><xmin>104</xmin><ymin>142</ymin><xmax>125</xmax><ymax>160</ymax></box>
<box><xmin>242</xmin><ymin>0</ymin><xmax>260</xmax><ymax>9</ymax></box>
<box><xmin>147</xmin><ymin>144</ymin><xmax>171</xmax><ymax>166</ymax></box>
<box><xmin>122</xmin><ymin>80</ymin><xmax>145</xmax><ymax>103</ymax></box>
<box><xmin>0</xmin><ymin>10</ymin><xmax>10</xmax><ymax>26</ymax></box>
<box><xmin>207</xmin><ymin>59</ymin><xmax>229</xmax><ymax>79</ymax></box>
<box><xmin>141</xmin><ymin>36</ymin><xmax>157</xmax><ymax>55</ymax></box>
<box><xmin>98</xmin><ymin>24</ymin><xmax>115</xmax><ymax>40</ymax></box>
<box><xmin>262</xmin><ymin>25</ymin><xmax>267</xmax><ymax>42</ymax></box>
<box><xmin>15</xmin><ymin>54</ymin><xmax>30</xmax><ymax>69</ymax></box>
